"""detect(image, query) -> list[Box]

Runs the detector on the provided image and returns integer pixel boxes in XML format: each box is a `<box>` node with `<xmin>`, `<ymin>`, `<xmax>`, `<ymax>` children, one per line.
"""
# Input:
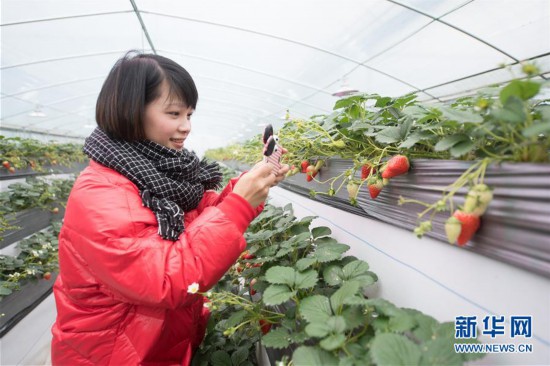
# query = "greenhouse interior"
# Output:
<box><xmin>1</xmin><ymin>0</ymin><xmax>550</xmax><ymax>365</ymax></box>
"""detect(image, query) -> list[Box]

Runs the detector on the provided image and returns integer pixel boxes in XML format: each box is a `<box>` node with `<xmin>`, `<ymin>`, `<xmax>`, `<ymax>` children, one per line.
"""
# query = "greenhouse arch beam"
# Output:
<box><xmin>1</xmin><ymin>92</ymin><xmax>98</xmax><ymax>121</ymax></box>
<box><xmin>419</xmin><ymin>51</ymin><xmax>550</xmax><ymax>100</ymax></box>
<box><xmin>129</xmin><ymin>0</ymin><xmax>156</xmax><ymax>54</ymax></box>
<box><xmin>1</xmin><ymin>76</ymin><xmax>106</xmax><ymax>98</ymax></box>
<box><xmin>0</xmin><ymin>11</ymin><xmax>133</xmax><ymax>27</ymax></box>
<box><xmin>0</xmin><ymin>125</ymin><xmax>86</xmax><ymax>140</ymax></box>
<box><xmin>157</xmin><ymin>49</ymin><xmax>334</xmax><ymax>95</ymax></box>
<box><xmin>386</xmin><ymin>0</ymin><xmax>519</xmax><ymax>62</ymax></box>
<box><xmin>0</xmin><ymin>51</ymin><xmax>150</xmax><ymax>70</ymax></box>
<box><xmin>143</xmin><ymin>13</ymin><xmax>424</xmax><ymax>95</ymax></box>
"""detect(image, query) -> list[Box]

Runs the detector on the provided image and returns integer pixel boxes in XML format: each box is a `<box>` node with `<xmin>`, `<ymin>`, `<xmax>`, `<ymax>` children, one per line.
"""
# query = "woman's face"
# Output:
<box><xmin>143</xmin><ymin>82</ymin><xmax>194</xmax><ymax>151</ymax></box>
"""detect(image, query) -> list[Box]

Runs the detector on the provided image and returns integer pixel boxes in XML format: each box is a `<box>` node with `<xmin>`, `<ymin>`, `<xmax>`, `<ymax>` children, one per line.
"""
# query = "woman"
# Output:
<box><xmin>51</xmin><ymin>51</ymin><xmax>289</xmax><ymax>365</ymax></box>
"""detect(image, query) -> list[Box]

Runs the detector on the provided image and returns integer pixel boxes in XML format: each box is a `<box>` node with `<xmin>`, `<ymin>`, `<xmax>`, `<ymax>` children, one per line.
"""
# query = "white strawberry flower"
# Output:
<box><xmin>187</xmin><ymin>282</ymin><xmax>199</xmax><ymax>294</ymax></box>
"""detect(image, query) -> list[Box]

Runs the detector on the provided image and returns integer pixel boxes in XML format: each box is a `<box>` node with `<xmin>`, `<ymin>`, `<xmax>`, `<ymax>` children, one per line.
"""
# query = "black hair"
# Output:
<box><xmin>95</xmin><ymin>51</ymin><xmax>198</xmax><ymax>141</ymax></box>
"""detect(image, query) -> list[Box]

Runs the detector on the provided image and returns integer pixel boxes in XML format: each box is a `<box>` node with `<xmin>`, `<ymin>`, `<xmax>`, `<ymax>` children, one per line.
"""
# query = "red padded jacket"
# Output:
<box><xmin>51</xmin><ymin>161</ymin><xmax>261</xmax><ymax>365</ymax></box>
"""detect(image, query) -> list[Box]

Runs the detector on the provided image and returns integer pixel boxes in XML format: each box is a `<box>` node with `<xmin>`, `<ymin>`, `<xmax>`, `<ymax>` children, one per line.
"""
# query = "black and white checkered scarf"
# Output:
<box><xmin>83</xmin><ymin>127</ymin><xmax>222</xmax><ymax>241</ymax></box>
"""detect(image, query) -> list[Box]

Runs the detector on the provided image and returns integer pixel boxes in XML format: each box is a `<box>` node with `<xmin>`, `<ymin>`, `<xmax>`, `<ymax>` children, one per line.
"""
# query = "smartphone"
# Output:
<box><xmin>262</xmin><ymin>124</ymin><xmax>282</xmax><ymax>174</ymax></box>
<box><xmin>264</xmin><ymin>135</ymin><xmax>282</xmax><ymax>173</ymax></box>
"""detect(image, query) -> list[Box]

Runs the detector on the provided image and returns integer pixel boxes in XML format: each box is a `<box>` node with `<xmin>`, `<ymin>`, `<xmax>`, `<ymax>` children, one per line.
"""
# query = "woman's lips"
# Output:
<box><xmin>170</xmin><ymin>138</ymin><xmax>185</xmax><ymax>148</ymax></box>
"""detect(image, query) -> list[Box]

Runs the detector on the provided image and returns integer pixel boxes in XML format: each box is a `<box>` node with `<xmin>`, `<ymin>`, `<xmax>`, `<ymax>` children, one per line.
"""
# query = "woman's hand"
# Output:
<box><xmin>233</xmin><ymin>162</ymin><xmax>277</xmax><ymax>208</ymax></box>
<box><xmin>273</xmin><ymin>164</ymin><xmax>290</xmax><ymax>186</ymax></box>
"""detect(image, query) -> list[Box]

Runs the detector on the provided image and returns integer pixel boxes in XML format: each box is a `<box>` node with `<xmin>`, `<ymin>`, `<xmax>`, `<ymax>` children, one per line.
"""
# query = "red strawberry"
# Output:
<box><xmin>381</xmin><ymin>155</ymin><xmax>410</xmax><ymax>179</ymax></box>
<box><xmin>243</xmin><ymin>252</ymin><xmax>255</xmax><ymax>260</ymax></box>
<box><xmin>259</xmin><ymin>319</ymin><xmax>272</xmax><ymax>335</ymax></box>
<box><xmin>250</xmin><ymin>278</ymin><xmax>257</xmax><ymax>295</ymax></box>
<box><xmin>306</xmin><ymin>165</ymin><xmax>317</xmax><ymax>181</ymax></box>
<box><xmin>361</xmin><ymin>164</ymin><xmax>375</xmax><ymax>180</ymax></box>
<box><xmin>253</xmin><ymin>262</ymin><xmax>263</xmax><ymax>268</ymax></box>
<box><xmin>43</xmin><ymin>272</ymin><xmax>52</xmax><ymax>280</ymax></box>
<box><xmin>367</xmin><ymin>177</ymin><xmax>383</xmax><ymax>199</ymax></box>
<box><xmin>2</xmin><ymin>161</ymin><xmax>10</xmax><ymax>169</ymax></box>
<box><xmin>300</xmin><ymin>160</ymin><xmax>309</xmax><ymax>173</ymax></box>
<box><xmin>453</xmin><ymin>210</ymin><xmax>480</xmax><ymax>246</ymax></box>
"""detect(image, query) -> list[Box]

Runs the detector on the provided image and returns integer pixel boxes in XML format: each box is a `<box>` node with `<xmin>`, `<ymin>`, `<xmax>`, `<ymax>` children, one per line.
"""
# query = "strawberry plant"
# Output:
<box><xmin>0</xmin><ymin>222</ymin><xmax>61</xmax><ymax>296</ymax></box>
<box><xmin>193</xmin><ymin>201</ymin><xmax>485</xmax><ymax>365</ymax></box>
<box><xmin>194</xmin><ymin>163</ymin><xmax>485</xmax><ymax>366</ymax></box>
<box><xmin>0</xmin><ymin>136</ymin><xmax>87</xmax><ymax>172</ymax></box>
<box><xmin>206</xmin><ymin>64</ymin><xmax>549</xmax><ymax>246</ymax></box>
<box><xmin>0</xmin><ymin>177</ymin><xmax>75</xmax><ymax>215</ymax></box>
<box><xmin>0</xmin><ymin>176</ymin><xmax>75</xmax><ymax>241</ymax></box>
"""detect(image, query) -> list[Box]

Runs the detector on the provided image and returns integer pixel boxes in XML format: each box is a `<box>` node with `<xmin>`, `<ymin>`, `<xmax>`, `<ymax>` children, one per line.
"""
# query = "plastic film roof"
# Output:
<box><xmin>1</xmin><ymin>0</ymin><xmax>549</xmax><ymax>155</ymax></box>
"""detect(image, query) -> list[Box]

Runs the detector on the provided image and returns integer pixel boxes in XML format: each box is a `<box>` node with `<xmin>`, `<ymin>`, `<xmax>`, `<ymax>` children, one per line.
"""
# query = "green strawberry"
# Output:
<box><xmin>347</xmin><ymin>181</ymin><xmax>360</xmax><ymax>205</ymax></box>
<box><xmin>463</xmin><ymin>184</ymin><xmax>493</xmax><ymax>216</ymax></box>
<box><xmin>445</xmin><ymin>216</ymin><xmax>462</xmax><ymax>244</ymax></box>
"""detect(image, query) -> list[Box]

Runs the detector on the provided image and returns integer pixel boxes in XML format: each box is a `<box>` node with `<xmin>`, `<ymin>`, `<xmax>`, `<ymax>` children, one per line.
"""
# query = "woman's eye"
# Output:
<box><xmin>168</xmin><ymin>112</ymin><xmax>180</xmax><ymax>116</ymax></box>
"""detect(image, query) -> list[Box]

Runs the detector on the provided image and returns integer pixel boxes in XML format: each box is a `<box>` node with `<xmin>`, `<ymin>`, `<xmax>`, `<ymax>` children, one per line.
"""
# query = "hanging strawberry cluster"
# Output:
<box><xmin>205</xmin><ymin>64</ymin><xmax>548</xmax><ymax>247</ymax></box>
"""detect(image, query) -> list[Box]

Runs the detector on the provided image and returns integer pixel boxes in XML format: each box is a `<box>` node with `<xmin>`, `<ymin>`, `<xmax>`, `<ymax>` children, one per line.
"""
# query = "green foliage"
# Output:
<box><xmin>193</xmin><ymin>167</ymin><xmax>485</xmax><ymax>366</ymax></box>
<box><xmin>0</xmin><ymin>176</ymin><xmax>75</xmax><ymax>241</ymax></box>
<box><xmin>206</xmin><ymin>71</ymin><xmax>549</xmax><ymax>170</ymax></box>
<box><xmin>0</xmin><ymin>177</ymin><xmax>75</xmax><ymax>215</ymax></box>
<box><xmin>0</xmin><ymin>222</ymin><xmax>62</xmax><ymax>296</ymax></box>
<box><xmin>0</xmin><ymin>136</ymin><xmax>87</xmax><ymax>172</ymax></box>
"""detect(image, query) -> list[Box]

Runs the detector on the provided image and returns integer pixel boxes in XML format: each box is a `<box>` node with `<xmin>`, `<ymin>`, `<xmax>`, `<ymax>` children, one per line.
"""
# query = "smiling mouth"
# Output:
<box><xmin>170</xmin><ymin>138</ymin><xmax>185</xmax><ymax>143</ymax></box>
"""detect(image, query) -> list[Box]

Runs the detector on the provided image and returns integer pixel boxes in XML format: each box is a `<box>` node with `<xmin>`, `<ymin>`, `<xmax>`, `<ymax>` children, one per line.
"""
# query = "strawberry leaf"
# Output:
<box><xmin>262</xmin><ymin>284</ymin><xmax>295</xmax><ymax>305</ymax></box>
<box><xmin>295</xmin><ymin>257</ymin><xmax>316</xmax><ymax>271</ymax></box>
<box><xmin>313</xmin><ymin>243</ymin><xmax>350</xmax><ymax>263</ymax></box>
<box><xmin>294</xmin><ymin>269</ymin><xmax>318</xmax><ymax>289</ymax></box>
<box><xmin>312</xmin><ymin>226</ymin><xmax>331</xmax><ymax>238</ymax></box>
<box><xmin>375</xmin><ymin>126</ymin><xmax>403</xmax><ymax>144</ymax></box>
<box><xmin>450</xmin><ymin>140</ymin><xmax>475</xmax><ymax>157</ymax></box>
<box><xmin>299</xmin><ymin>295</ymin><xmax>332</xmax><ymax>323</ymax></box>
<box><xmin>330</xmin><ymin>281</ymin><xmax>360</xmax><ymax>312</ymax></box>
<box><xmin>320</xmin><ymin>333</ymin><xmax>346</xmax><ymax>351</ymax></box>
<box><xmin>370</xmin><ymin>334</ymin><xmax>422</xmax><ymax>366</ymax></box>
<box><xmin>230</xmin><ymin>346</ymin><xmax>249</xmax><ymax>366</ymax></box>
<box><xmin>342</xmin><ymin>260</ymin><xmax>370</xmax><ymax>279</ymax></box>
<box><xmin>292</xmin><ymin>346</ymin><xmax>339</xmax><ymax>366</ymax></box>
<box><xmin>261</xmin><ymin>328</ymin><xmax>290</xmax><ymax>349</ymax></box>
<box><xmin>500</xmin><ymin>80</ymin><xmax>541</xmax><ymax>103</ymax></box>
<box><xmin>211</xmin><ymin>350</ymin><xmax>232</xmax><ymax>366</ymax></box>
<box><xmin>265</xmin><ymin>266</ymin><xmax>295</xmax><ymax>287</ymax></box>
<box><xmin>323</xmin><ymin>265</ymin><xmax>345</xmax><ymax>286</ymax></box>
<box><xmin>434</xmin><ymin>134</ymin><xmax>470</xmax><ymax>152</ymax></box>
<box><xmin>439</xmin><ymin>106</ymin><xmax>483</xmax><ymax>123</ymax></box>
<box><xmin>305</xmin><ymin>322</ymin><xmax>331</xmax><ymax>338</ymax></box>
<box><xmin>522</xmin><ymin>121</ymin><xmax>550</xmax><ymax>137</ymax></box>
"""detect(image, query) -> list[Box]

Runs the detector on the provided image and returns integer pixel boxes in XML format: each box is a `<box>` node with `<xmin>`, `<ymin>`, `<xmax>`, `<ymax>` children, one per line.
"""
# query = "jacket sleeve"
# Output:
<box><xmin>61</xmin><ymin>176</ymin><xmax>256</xmax><ymax>309</ymax></box>
<box><xmin>197</xmin><ymin>172</ymin><xmax>265</xmax><ymax>216</ymax></box>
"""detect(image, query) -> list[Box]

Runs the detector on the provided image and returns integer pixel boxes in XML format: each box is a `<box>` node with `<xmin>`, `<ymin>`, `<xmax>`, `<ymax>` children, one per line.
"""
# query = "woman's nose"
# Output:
<box><xmin>178</xmin><ymin>117</ymin><xmax>191</xmax><ymax>132</ymax></box>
